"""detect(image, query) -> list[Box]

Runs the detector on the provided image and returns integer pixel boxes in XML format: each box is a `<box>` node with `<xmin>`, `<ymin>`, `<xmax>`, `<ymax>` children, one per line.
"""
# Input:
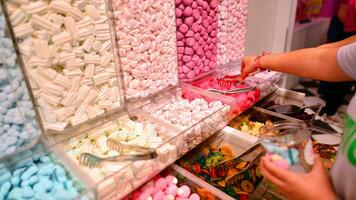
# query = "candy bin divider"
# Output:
<box><xmin>108</xmin><ymin>0</ymin><xmax>180</xmax><ymax>101</ymax></box>
<box><xmin>0</xmin><ymin>142</ymin><xmax>95</xmax><ymax>199</ymax></box>
<box><xmin>0</xmin><ymin>0</ymin><xmax>126</xmax><ymax>136</ymax></box>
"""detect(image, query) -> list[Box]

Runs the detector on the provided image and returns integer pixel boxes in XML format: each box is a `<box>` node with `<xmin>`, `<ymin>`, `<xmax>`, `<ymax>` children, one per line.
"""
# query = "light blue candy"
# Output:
<box><xmin>8</xmin><ymin>187</ymin><xmax>23</xmax><ymax>199</ymax></box>
<box><xmin>21</xmin><ymin>165</ymin><xmax>38</xmax><ymax>181</ymax></box>
<box><xmin>22</xmin><ymin>187</ymin><xmax>34</xmax><ymax>198</ymax></box>
<box><xmin>0</xmin><ymin>181</ymin><xmax>11</xmax><ymax>194</ymax></box>
<box><xmin>10</xmin><ymin>176</ymin><xmax>20</xmax><ymax>187</ymax></box>
<box><xmin>0</xmin><ymin>172</ymin><xmax>11</xmax><ymax>185</ymax></box>
<box><xmin>38</xmin><ymin>164</ymin><xmax>54</xmax><ymax>176</ymax></box>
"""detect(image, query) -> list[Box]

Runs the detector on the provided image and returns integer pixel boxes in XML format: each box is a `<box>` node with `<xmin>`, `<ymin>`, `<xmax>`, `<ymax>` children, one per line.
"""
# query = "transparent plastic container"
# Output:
<box><xmin>142</xmin><ymin>86</ymin><xmax>231</xmax><ymax>156</ymax></box>
<box><xmin>256</xmin><ymin>88</ymin><xmax>323</xmax><ymax>123</ymax></box>
<box><xmin>52</xmin><ymin>109</ymin><xmax>182</xmax><ymax>200</ymax></box>
<box><xmin>177</xmin><ymin>131</ymin><xmax>264</xmax><ymax>199</ymax></box>
<box><xmin>1</xmin><ymin>0</ymin><xmax>125</xmax><ymax>134</ymax></box>
<box><xmin>225</xmin><ymin>107</ymin><xmax>296</xmax><ymax>144</ymax></box>
<box><xmin>0</xmin><ymin>10</ymin><xmax>40</xmax><ymax>159</ymax></box>
<box><xmin>260</xmin><ymin>122</ymin><xmax>315</xmax><ymax>173</ymax></box>
<box><xmin>0</xmin><ymin>142</ymin><xmax>94</xmax><ymax>200</ymax></box>
<box><xmin>109</xmin><ymin>0</ymin><xmax>179</xmax><ymax>100</ymax></box>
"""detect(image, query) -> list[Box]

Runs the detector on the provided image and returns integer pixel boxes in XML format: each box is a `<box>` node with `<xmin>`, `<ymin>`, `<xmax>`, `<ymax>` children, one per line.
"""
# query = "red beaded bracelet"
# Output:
<box><xmin>254</xmin><ymin>51</ymin><xmax>270</xmax><ymax>70</ymax></box>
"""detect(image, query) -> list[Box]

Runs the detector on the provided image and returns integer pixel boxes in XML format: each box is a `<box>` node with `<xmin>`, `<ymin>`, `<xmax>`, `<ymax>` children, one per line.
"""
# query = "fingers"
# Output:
<box><xmin>260</xmin><ymin>159</ymin><xmax>286</xmax><ymax>188</ymax></box>
<box><xmin>261</xmin><ymin>157</ymin><xmax>294</xmax><ymax>183</ymax></box>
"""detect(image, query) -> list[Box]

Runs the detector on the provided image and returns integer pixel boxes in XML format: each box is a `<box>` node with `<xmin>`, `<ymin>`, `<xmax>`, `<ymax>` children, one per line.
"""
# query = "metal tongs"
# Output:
<box><xmin>79</xmin><ymin>138</ymin><xmax>157</xmax><ymax>168</ymax></box>
<box><xmin>208</xmin><ymin>86</ymin><xmax>257</xmax><ymax>94</ymax></box>
<box><xmin>213</xmin><ymin>144</ymin><xmax>264</xmax><ymax>185</ymax></box>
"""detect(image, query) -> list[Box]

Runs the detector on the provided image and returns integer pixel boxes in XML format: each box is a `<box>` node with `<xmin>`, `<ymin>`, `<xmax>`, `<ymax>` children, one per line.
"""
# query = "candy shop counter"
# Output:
<box><xmin>0</xmin><ymin>10</ymin><xmax>40</xmax><ymax>160</ymax></box>
<box><xmin>0</xmin><ymin>143</ymin><xmax>94</xmax><ymax>200</ymax></box>
<box><xmin>176</xmin><ymin>131</ymin><xmax>265</xmax><ymax>200</ymax></box>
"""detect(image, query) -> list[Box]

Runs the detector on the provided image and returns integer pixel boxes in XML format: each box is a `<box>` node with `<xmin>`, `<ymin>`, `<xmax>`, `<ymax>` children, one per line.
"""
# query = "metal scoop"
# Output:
<box><xmin>267</xmin><ymin>104</ymin><xmax>320</xmax><ymax>115</ymax></box>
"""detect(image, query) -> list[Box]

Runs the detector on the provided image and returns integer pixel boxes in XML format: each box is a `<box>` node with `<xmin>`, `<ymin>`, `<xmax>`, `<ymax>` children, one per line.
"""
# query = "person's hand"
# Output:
<box><xmin>260</xmin><ymin>155</ymin><xmax>337</xmax><ymax>200</ymax></box>
<box><xmin>240</xmin><ymin>55</ymin><xmax>257</xmax><ymax>79</ymax></box>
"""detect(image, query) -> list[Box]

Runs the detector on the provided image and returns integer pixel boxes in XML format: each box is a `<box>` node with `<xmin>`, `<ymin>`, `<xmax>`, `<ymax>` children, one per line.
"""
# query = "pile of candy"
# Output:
<box><xmin>131</xmin><ymin>174</ymin><xmax>201</xmax><ymax>200</ymax></box>
<box><xmin>229</xmin><ymin>115</ymin><xmax>275</xmax><ymax>137</ymax></box>
<box><xmin>175</xmin><ymin>0</ymin><xmax>219</xmax><ymax>80</ymax></box>
<box><xmin>0</xmin><ymin>11</ymin><xmax>39</xmax><ymax>156</ymax></box>
<box><xmin>313</xmin><ymin>142</ymin><xmax>337</xmax><ymax>171</ymax></box>
<box><xmin>65</xmin><ymin>117</ymin><xmax>177</xmax><ymax>181</ymax></box>
<box><xmin>0</xmin><ymin>146</ymin><xmax>83</xmax><ymax>200</ymax></box>
<box><xmin>112</xmin><ymin>0</ymin><xmax>178</xmax><ymax>99</ymax></box>
<box><xmin>179</xmin><ymin>144</ymin><xmax>262</xmax><ymax>199</ymax></box>
<box><xmin>6</xmin><ymin>0</ymin><xmax>123</xmax><ymax>131</ymax></box>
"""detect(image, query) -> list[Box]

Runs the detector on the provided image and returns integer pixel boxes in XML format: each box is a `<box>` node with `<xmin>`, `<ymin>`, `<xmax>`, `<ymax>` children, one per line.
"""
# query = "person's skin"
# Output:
<box><xmin>241</xmin><ymin>36</ymin><xmax>356</xmax><ymax>199</ymax></box>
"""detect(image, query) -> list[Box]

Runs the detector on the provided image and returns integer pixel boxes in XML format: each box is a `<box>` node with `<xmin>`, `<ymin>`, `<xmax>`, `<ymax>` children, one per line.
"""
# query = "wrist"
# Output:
<box><xmin>255</xmin><ymin>52</ymin><xmax>270</xmax><ymax>70</ymax></box>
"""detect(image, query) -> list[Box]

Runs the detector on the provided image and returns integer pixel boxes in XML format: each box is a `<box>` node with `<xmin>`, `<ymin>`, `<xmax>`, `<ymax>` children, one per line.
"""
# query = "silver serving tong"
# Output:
<box><xmin>79</xmin><ymin>139</ymin><xmax>157</xmax><ymax>168</ymax></box>
<box><xmin>267</xmin><ymin>104</ymin><xmax>321</xmax><ymax>115</ymax></box>
<box><xmin>208</xmin><ymin>86</ymin><xmax>256</xmax><ymax>95</ymax></box>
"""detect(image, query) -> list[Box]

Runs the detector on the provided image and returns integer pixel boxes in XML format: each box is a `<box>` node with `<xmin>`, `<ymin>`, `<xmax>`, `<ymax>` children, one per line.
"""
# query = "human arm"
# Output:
<box><xmin>242</xmin><ymin>46</ymin><xmax>353</xmax><ymax>82</ymax></box>
<box><xmin>260</xmin><ymin>156</ymin><xmax>338</xmax><ymax>200</ymax></box>
<box><xmin>318</xmin><ymin>35</ymin><xmax>356</xmax><ymax>48</ymax></box>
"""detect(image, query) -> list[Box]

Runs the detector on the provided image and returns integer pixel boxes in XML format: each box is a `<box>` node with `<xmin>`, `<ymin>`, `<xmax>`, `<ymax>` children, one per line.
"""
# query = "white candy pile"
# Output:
<box><xmin>0</xmin><ymin>11</ymin><xmax>39</xmax><ymax>157</ymax></box>
<box><xmin>217</xmin><ymin>0</ymin><xmax>248</xmax><ymax>65</ymax></box>
<box><xmin>112</xmin><ymin>0</ymin><xmax>179</xmax><ymax>99</ymax></box>
<box><xmin>6</xmin><ymin>0</ymin><xmax>123</xmax><ymax>132</ymax></box>
<box><xmin>65</xmin><ymin>117</ymin><xmax>176</xmax><ymax>181</ymax></box>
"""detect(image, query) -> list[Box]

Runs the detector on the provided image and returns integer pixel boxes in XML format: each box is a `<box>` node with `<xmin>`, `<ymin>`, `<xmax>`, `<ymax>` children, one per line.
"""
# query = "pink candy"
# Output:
<box><xmin>183</xmin><ymin>0</ymin><xmax>193</xmax><ymax>5</ymax></box>
<box><xmin>179</xmin><ymin>24</ymin><xmax>189</xmax><ymax>33</ymax></box>
<box><xmin>183</xmin><ymin>7</ymin><xmax>193</xmax><ymax>16</ymax></box>
<box><xmin>189</xmin><ymin>194</ymin><xmax>200</xmax><ymax>200</ymax></box>
<box><xmin>177</xmin><ymin>185</ymin><xmax>191</xmax><ymax>198</ymax></box>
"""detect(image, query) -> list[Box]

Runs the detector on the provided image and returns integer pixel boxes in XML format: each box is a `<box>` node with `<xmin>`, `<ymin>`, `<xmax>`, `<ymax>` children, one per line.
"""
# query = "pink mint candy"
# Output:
<box><xmin>207</xmin><ymin>25</ymin><xmax>212</xmax><ymax>33</ymax></box>
<box><xmin>198</xmin><ymin>38</ymin><xmax>204</xmax><ymax>45</ymax></box>
<box><xmin>179</xmin><ymin>24</ymin><xmax>189</xmax><ymax>34</ymax></box>
<box><xmin>201</xmin><ymin>10</ymin><xmax>208</xmax><ymax>18</ymax></box>
<box><xmin>194</xmin><ymin>33</ymin><xmax>200</xmax><ymax>41</ymax></box>
<box><xmin>183</xmin><ymin>7</ymin><xmax>193</xmax><ymax>17</ymax></box>
<box><xmin>211</xmin><ymin>22</ymin><xmax>218</xmax><ymax>30</ymax></box>
<box><xmin>207</xmin><ymin>16</ymin><xmax>213</xmax><ymax>23</ymax></box>
<box><xmin>210</xmin><ymin>0</ymin><xmax>218</xmax><ymax>8</ymax></box>
<box><xmin>177</xmin><ymin>185</ymin><xmax>191</xmax><ymax>198</ymax></box>
<box><xmin>179</xmin><ymin>74</ymin><xmax>186</xmax><ymax>79</ymax></box>
<box><xmin>182</xmin><ymin>0</ymin><xmax>193</xmax><ymax>6</ymax></box>
<box><xmin>208</xmin><ymin>61</ymin><xmax>215</xmax><ymax>68</ymax></box>
<box><xmin>178</xmin><ymin>53</ymin><xmax>183</xmax><ymax>60</ymax></box>
<box><xmin>211</xmin><ymin>37</ymin><xmax>217</xmax><ymax>43</ymax></box>
<box><xmin>175</xmin><ymin>0</ymin><xmax>182</xmax><ymax>5</ymax></box>
<box><xmin>165</xmin><ymin>184</ymin><xmax>178</xmax><ymax>196</ymax></box>
<box><xmin>186</xmin><ymin>70</ymin><xmax>195</xmax><ymax>79</ymax></box>
<box><xmin>202</xmin><ymin>1</ymin><xmax>209</xmax><ymax>10</ymax></box>
<box><xmin>203</xmin><ymin>34</ymin><xmax>209</xmax><ymax>40</ymax></box>
<box><xmin>177</xmin><ymin>47</ymin><xmax>184</xmax><ymax>54</ymax></box>
<box><xmin>178</xmin><ymin>4</ymin><xmax>185</xmax><ymax>10</ymax></box>
<box><xmin>191</xmin><ymin>23</ymin><xmax>199</xmax><ymax>32</ymax></box>
<box><xmin>177</xmin><ymin>32</ymin><xmax>184</xmax><ymax>40</ymax></box>
<box><xmin>186</xmin><ymin>30</ymin><xmax>194</xmax><ymax>37</ymax></box>
<box><xmin>196</xmin><ymin>59</ymin><xmax>202</xmax><ymax>66</ymax></box>
<box><xmin>202</xmin><ymin>19</ymin><xmax>209</xmax><ymax>28</ymax></box>
<box><xmin>182</xmin><ymin>55</ymin><xmax>192</xmax><ymax>62</ymax></box>
<box><xmin>184</xmin><ymin>17</ymin><xmax>194</xmax><ymax>27</ymax></box>
<box><xmin>200</xmin><ymin>28</ymin><xmax>206</xmax><ymax>35</ymax></box>
<box><xmin>196</xmin><ymin>0</ymin><xmax>204</xmax><ymax>6</ymax></box>
<box><xmin>209</xmin><ymin>10</ymin><xmax>215</xmax><ymax>17</ymax></box>
<box><xmin>186</xmin><ymin>61</ymin><xmax>195</xmax><ymax>69</ymax></box>
<box><xmin>203</xmin><ymin>66</ymin><xmax>210</xmax><ymax>72</ymax></box>
<box><xmin>153</xmin><ymin>191</ymin><xmax>165</xmax><ymax>200</ymax></box>
<box><xmin>176</xmin><ymin>18</ymin><xmax>183</xmax><ymax>26</ymax></box>
<box><xmin>155</xmin><ymin>178</ymin><xmax>168</xmax><ymax>190</ymax></box>
<box><xmin>192</xmin><ymin>9</ymin><xmax>200</xmax><ymax>20</ymax></box>
<box><xmin>192</xmin><ymin>43</ymin><xmax>199</xmax><ymax>51</ymax></box>
<box><xmin>185</xmin><ymin>38</ymin><xmax>195</xmax><ymax>47</ymax></box>
<box><xmin>191</xmin><ymin>1</ymin><xmax>197</xmax><ymax>8</ymax></box>
<box><xmin>184</xmin><ymin>47</ymin><xmax>194</xmax><ymax>55</ymax></box>
<box><xmin>192</xmin><ymin>54</ymin><xmax>200</xmax><ymax>62</ymax></box>
<box><xmin>208</xmin><ymin>43</ymin><xmax>214</xmax><ymax>50</ymax></box>
<box><xmin>210</xmin><ymin>30</ymin><xmax>217</xmax><ymax>37</ymax></box>
<box><xmin>203</xmin><ymin>59</ymin><xmax>209</xmax><ymax>66</ymax></box>
<box><xmin>178</xmin><ymin>66</ymin><xmax>183</xmax><ymax>73</ymax></box>
<box><xmin>206</xmin><ymin>37</ymin><xmax>212</xmax><ymax>44</ymax></box>
<box><xmin>194</xmin><ymin>68</ymin><xmax>200</xmax><ymax>75</ymax></box>
<box><xmin>176</xmin><ymin>8</ymin><xmax>183</xmax><ymax>17</ymax></box>
<box><xmin>198</xmin><ymin>63</ymin><xmax>204</xmax><ymax>69</ymax></box>
<box><xmin>189</xmin><ymin>194</ymin><xmax>200</xmax><ymax>200</ymax></box>
<box><xmin>196</xmin><ymin>16</ymin><xmax>202</xmax><ymax>25</ymax></box>
<box><xmin>179</xmin><ymin>61</ymin><xmax>183</xmax><ymax>65</ymax></box>
<box><xmin>177</xmin><ymin>41</ymin><xmax>184</xmax><ymax>47</ymax></box>
<box><xmin>196</xmin><ymin>48</ymin><xmax>204</xmax><ymax>56</ymax></box>
<box><xmin>165</xmin><ymin>176</ymin><xmax>178</xmax><ymax>185</ymax></box>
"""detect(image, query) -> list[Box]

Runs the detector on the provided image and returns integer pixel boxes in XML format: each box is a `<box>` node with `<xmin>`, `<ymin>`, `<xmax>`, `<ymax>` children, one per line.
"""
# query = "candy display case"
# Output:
<box><xmin>175</xmin><ymin>0</ymin><xmax>249</xmax><ymax>82</ymax></box>
<box><xmin>177</xmin><ymin>131</ymin><xmax>265</xmax><ymax>199</ymax></box>
<box><xmin>142</xmin><ymin>86</ymin><xmax>231</xmax><ymax>156</ymax></box>
<box><xmin>52</xmin><ymin>108</ymin><xmax>183</xmax><ymax>200</ymax></box>
<box><xmin>0</xmin><ymin>10</ymin><xmax>41</xmax><ymax>159</ymax></box>
<box><xmin>1</xmin><ymin>0</ymin><xmax>126</xmax><ymax>134</ymax></box>
<box><xmin>255</xmin><ymin>88</ymin><xmax>323</xmax><ymax>123</ymax></box>
<box><xmin>109</xmin><ymin>0</ymin><xmax>179</xmax><ymax>100</ymax></box>
<box><xmin>225</xmin><ymin>107</ymin><xmax>297</xmax><ymax>145</ymax></box>
<box><xmin>0</xmin><ymin>142</ymin><xmax>94</xmax><ymax>200</ymax></box>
